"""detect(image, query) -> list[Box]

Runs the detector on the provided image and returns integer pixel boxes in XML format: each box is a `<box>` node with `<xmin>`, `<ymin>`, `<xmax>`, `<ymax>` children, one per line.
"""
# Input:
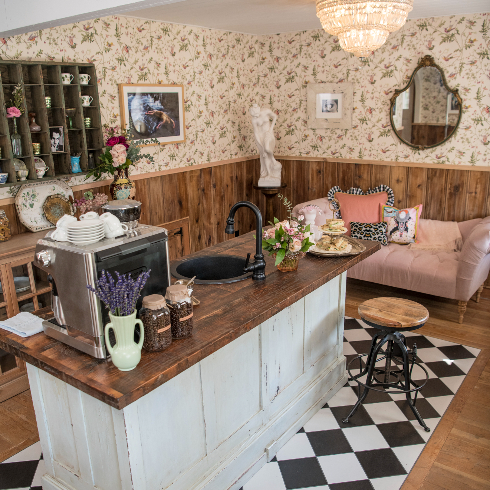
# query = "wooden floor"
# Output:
<box><xmin>0</xmin><ymin>279</ymin><xmax>489</xmax><ymax>490</ymax></box>
<box><xmin>346</xmin><ymin>279</ymin><xmax>490</xmax><ymax>490</ymax></box>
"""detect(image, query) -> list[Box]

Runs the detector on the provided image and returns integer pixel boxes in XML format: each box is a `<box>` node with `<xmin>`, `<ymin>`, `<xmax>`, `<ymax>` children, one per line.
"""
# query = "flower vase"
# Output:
<box><xmin>104</xmin><ymin>311</ymin><xmax>144</xmax><ymax>371</ymax></box>
<box><xmin>275</xmin><ymin>252</ymin><xmax>305</xmax><ymax>272</ymax></box>
<box><xmin>11</xmin><ymin>118</ymin><xmax>22</xmax><ymax>157</ymax></box>
<box><xmin>110</xmin><ymin>167</ymin><xmax>136</xmax><ymax>201</ymax></box>
<box><xmin>304</xmin><ymin>210</ymin><xmax>317</xmax><ymax>226</ymax></box>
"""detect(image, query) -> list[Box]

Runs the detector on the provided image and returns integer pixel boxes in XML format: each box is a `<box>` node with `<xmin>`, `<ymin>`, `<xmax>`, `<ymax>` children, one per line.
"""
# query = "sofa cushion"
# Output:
<box><xmin>381</xmin><ymin>204</ymin><xmax>423</xmax><ymax>244</ymax></box>
<box><xmin>348</xmin><ymin>244</ymin><xmax>460</xmax><ymax>299</ymax></box>
<box><xmin>336</xmin><ymin>192</ymin><xmax>388</xmax><ymax>235</ymax></box>
<box><xmin>351</xmin><ymin>221</ymin><xmax>388</xmax><ymax>246</ymax></box>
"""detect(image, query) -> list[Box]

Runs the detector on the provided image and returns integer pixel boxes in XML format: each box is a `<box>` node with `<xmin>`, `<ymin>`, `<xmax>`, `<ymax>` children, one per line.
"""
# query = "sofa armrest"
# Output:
<box><xmin>456</xmin><ymin>217</ymin><xmax>490</xmax><ymax>301</ymax></box>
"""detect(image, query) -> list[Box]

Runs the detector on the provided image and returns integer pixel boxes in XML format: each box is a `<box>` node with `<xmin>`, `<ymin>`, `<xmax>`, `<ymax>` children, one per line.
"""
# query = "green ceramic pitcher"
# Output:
<box><xmin>105</xmin><ymin>311</ymin><xmax>144</xmax><ymax>371</ymax></box>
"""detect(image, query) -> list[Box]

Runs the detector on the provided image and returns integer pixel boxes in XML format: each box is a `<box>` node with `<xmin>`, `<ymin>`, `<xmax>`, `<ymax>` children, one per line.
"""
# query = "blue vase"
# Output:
<box><xmin>71</xmin><ymin>156</ymin><xmax>82</xmax><ymax>173</ymax></box>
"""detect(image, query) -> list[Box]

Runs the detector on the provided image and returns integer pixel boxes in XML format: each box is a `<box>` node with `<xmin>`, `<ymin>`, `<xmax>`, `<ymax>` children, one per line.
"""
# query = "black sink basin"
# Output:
<box><xmin>171</xmin><ymin>255</ymin><xmax>252</xmax><ymax>284</ymax></box>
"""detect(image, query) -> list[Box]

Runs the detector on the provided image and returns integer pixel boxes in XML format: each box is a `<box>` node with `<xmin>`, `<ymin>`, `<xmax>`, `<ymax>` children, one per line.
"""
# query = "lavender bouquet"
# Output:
<box><xmin>87</xmin><ymin>270</ymin><xmax>150</xmax><ymax>317</ymax></box>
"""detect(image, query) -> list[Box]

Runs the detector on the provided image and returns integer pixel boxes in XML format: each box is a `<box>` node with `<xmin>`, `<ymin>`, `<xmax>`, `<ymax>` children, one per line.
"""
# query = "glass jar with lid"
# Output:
<box><xmin>165</xmin><ymin>284</ymin><xmax>193</xmax><ymax>339</ymax></box>
<box><xmin>139</xmin><ymin>294</ymin><xmax>172</xmax><ymax>352</ymax></box>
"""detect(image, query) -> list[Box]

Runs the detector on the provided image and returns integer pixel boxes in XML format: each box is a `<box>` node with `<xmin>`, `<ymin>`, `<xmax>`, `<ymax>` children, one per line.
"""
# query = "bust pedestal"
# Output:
<box><xmin>253</xmin><ymin>183</ymin><xmax>287</xmax><ymax>225</ymax></box>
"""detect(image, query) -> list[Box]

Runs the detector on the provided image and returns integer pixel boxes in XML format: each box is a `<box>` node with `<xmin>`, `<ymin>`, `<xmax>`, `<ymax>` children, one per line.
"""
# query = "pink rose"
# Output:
<box><xmin>6</xmin><ymin>107</ymin><xmax>21</xmax><ymax>118</ymax></box>
<box><xmin>289</xmin><ymin>239</ymin><xmax>302</xmax><ymax>253</ymax></box>
<box><xmin>110</xmin><ymin>144</ymin><xmax>128</xmax><ymax>166</ymax></box>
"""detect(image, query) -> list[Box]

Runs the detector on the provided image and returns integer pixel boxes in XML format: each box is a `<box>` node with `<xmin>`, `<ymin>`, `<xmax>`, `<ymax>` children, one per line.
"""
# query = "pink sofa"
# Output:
<box><xmin>293</xmin><ymin>199</ymin><xmax>490</xmax><ymax>323</ymax></box>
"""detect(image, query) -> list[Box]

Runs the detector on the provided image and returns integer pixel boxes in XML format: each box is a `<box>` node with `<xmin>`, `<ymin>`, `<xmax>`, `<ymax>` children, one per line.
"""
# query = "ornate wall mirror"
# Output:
<box><xmin>390</xmin><ymin>55</ymin><xmax>462</xmax><ymax>150</ymax></box>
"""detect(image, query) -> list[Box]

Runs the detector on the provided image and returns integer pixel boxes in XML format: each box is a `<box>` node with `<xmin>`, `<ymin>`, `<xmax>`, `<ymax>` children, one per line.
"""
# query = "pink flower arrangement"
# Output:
<box><xmin>106</xmin><ymin>135</ymin><xmax>129</xmax><ymax>149</ymax></box>
<box><xmin>6</xmin><ymin>107</ymin><xmax>21</xmax><ymax>118</ymax></box>
<box><xmin>110</xmin><ymin>144</ymin><xmax>128</xmax><ymax>167</ymax></box>
<box><xmin>299</xmin><ymin>204</ymin><xmax>323</xmax><ymax>215</ymax></box>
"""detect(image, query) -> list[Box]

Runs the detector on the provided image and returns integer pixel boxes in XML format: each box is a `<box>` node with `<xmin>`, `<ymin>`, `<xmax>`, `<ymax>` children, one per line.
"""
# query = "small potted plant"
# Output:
<box><xmin>262</xmin><ymin>194</ymin><xmax>314</xmax><ymax>271</ymax></box>
<box><xmin>87</xmin><ymin>270</ymin><xmax>150</xmax><ymax>371</ymax></box>
<box><xmin>73</xmin><ymin>190</ymin><xmax>108</xmax><ymax>216</ymax></box>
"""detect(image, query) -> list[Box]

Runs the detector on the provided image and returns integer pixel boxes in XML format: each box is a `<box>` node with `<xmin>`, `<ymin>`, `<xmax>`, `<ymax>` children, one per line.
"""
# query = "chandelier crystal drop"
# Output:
<box><xmin>316</xmin><ymin>0</ymin><xmax>414</xmax><ymax>58</ymax></box>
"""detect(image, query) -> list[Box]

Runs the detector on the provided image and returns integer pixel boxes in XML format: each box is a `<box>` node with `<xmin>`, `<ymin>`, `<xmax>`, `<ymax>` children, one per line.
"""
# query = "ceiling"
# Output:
<box><xmin>125</xmin><ymin>0</ymin><xmax>490</xmax><ymax>35</ymax></box>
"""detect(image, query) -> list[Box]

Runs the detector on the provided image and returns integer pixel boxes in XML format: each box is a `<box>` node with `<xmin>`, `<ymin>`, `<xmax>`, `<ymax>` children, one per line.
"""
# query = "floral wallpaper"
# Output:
<box><xmin>0</xmin><ymin>16</ymin><xmax>261</xmax><ymax>199</ymax></box>
<box><xmin>0</xmin><ymin>12</ymin><xmax>488</xmax><ymax>199</ymax></box>
<box><xmin>258</xmin><ymin>13</ymin><xmax>490</xmax><ymax>166</ymax></box>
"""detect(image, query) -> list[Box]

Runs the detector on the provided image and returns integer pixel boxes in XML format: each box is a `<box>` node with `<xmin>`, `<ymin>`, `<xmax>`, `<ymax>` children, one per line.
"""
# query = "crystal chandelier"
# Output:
<box><xmin>316</xmin><ymin>0</ymin><xmax>414</xmax><ymax>58</ymax></box>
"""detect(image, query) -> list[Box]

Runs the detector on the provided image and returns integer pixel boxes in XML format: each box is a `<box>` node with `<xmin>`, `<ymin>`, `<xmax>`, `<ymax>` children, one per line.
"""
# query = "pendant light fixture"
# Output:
<box><xmin>316</xmin><ymin>0</ymin><xmax>414</xmax><ymax>58</ymax></box>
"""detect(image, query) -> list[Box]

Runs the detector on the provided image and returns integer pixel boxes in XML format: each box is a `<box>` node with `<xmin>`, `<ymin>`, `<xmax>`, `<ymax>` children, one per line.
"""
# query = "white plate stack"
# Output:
<box><xmin>67</xmin><ymin>220</ymin><xmax>105</xmax><ymax>245</ymax></box>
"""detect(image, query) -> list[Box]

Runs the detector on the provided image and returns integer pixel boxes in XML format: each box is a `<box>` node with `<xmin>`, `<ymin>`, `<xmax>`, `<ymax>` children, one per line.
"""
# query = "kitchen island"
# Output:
<box><xmin>0</xmin><ymin>232</ymin><xmax>379</xmax><ymax>490</ymax></box>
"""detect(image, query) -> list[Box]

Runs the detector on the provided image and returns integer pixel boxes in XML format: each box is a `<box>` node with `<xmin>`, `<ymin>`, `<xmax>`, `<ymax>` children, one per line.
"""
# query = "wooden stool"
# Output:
<box><xmin>343</xmin><ymin>297</ymin><xmax>431</xmax><ymax>432</ymax></box>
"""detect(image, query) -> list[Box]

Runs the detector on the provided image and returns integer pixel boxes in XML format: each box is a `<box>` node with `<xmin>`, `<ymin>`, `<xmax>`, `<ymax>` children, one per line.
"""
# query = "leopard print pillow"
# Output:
<box><xmin>350</xmin><ymin>221</ymin><xmax>388</xmax><ymax>246</ymax></box>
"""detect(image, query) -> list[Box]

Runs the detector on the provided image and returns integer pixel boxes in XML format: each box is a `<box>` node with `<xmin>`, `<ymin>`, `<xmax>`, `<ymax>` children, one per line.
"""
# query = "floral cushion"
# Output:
<box><xmin>350</xmin><ymin>221</ymin><xmax>388</xmax><ymax>246</ymax></box>
<box><xmin>381</xmin><ymin>204</ymin><xmax>423</xmax><ymax>244</ymax></box>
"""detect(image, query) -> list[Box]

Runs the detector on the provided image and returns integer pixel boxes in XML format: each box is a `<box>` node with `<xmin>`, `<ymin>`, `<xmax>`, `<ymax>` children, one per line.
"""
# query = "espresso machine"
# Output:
<box><xmin>34</xmin><ymin>225</ymin><xmax>170</xmax><ymax>358</ymax></box>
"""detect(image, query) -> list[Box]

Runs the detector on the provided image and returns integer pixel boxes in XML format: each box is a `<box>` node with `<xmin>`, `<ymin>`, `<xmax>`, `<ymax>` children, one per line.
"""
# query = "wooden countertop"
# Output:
<box><xmin>0</xmin><ymin>233</ymin><xmax>379</xmax><ymax>410</ymax></box>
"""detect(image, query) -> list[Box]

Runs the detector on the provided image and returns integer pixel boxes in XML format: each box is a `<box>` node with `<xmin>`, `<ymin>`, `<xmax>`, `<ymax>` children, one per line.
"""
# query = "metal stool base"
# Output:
<box><xmin>343</xmin><ymin>330</ymin><xmax>431</xmax><ymax>432</ymax></box>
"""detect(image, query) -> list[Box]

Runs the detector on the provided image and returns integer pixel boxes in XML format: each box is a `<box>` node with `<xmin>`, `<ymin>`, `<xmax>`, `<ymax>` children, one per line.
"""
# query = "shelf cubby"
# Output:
<box><xmin>0</xmin><ymin>60</ymin><xmax>103</xmax><ymax>185</ymax></box>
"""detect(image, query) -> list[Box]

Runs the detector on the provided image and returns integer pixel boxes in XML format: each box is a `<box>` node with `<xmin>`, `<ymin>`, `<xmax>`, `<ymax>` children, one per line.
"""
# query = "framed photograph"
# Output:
<box><xmin>316</xmin><ymin>94</ymin><xmax>343</xmax><ymax>119</ymax></box>
<box><xmin>49</xmin><ymin>126</ymin><xmax>64</xmax><ymax>153</ymax></box>
<box><xmin>119</xmin><ymin>84</ymin><xmax>185</xmax><ymax>146</ymax></box>
<box><xmin>307</xmin><ymin>83</ymin><xmax>353</xmax><ymax>129</ymax></box>
<box><xmin>447</xmin><ymin>93</ymin><xmax>460</xmax><ymax>115</ymax></box>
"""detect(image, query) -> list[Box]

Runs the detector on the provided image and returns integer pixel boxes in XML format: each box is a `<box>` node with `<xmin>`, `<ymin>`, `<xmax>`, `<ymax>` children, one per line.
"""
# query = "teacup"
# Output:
<box><xmin>51</xmin><ymin>228</ymin><xmax>68</xmax><ymax>241</ymax></box>
<box><xmin>100</xmin><ymin>213</ymin><xmax>128</xmax><ymax>238</ymax></box>
<box><xmin>80</xmin><ymin>95</ymin><xmax>93</xmax><ymax>107</ymax></box>
<box><xmin>80</xmin><ymin>211</ymin><xmax>99</xmax><ymax>221</ymax></box>
<box><xmin>16</xmin><ymin>169</ymin><xmax>28</xmax><ymax>181</ymax></box>
<box><xmin>0</xmin><ymin>173</ymin><xmax>8</xmax><ymax>184</ymax></box>
<box><xmin>79</xmin><ymin>74</ymin><xmax>91</xmax><ymax>85</ymax></box>
<box><xmin>36</xmin><ymin>167</ymin><xmax>46</xmax><ymax>179</ymax></box>
<box><xmin>61</xmin><ymin>73</ymin><xmax>74</xmax><ymax>85</ymax></box>
<box><xmin>56</xmin><ymin>214</ymin><xmax>77</xmax><ymax>230</ymax></box>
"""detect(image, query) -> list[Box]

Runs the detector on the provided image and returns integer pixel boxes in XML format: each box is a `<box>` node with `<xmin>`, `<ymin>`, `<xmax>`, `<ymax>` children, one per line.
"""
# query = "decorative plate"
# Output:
<box><xmin>0</xmin><ymin>276</ymin><xmax>30</xmax><ymax>294</ymax></box>
<box><xmin>309</xmin><ymin>237</ymin><xmax>366</xmax><ymax>257</ymax></box>
<box><xmin>34</xmin><ymin>157</ymin><xmax>47</xmax><ymax>169</ymax></box>
<box><xmin>15</xmin><ymin>180</ymin><xmax>74</xmax><ymax>232</ymax></box>
<box><xmin>43</xmin><ymin>194</ymin><xmax>74</xmax><ymax>225</ymax></box>
<box><xmin>13</xmin><ymin>158</ymin><xmax>27</xmax><ymax>171</ymax></box>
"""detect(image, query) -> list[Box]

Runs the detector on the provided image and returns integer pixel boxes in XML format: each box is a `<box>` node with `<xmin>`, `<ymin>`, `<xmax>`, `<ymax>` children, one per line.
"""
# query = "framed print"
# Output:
<box><xmin>119</xmin><ymin>84</ymin><xmax>185</xmax><ymax>146</ymax></box>
<box><xmin>316</xmin><ymin>93</ymin><xmax>343</xmax><ymax>119</ymax></box>
<box><xmin>307</xmin><ymin>82</ymin><xmax>353</xmax><ymax>129</ymax></box>
<box><xmin>49</xmin><ymin>126</ymin><xmax>64</xmax><ymax>153</ymax></box>
<box><xmin>447</xmin><ymin>93</ymin><xmax>460</xmax><ymax>115</ymax></box>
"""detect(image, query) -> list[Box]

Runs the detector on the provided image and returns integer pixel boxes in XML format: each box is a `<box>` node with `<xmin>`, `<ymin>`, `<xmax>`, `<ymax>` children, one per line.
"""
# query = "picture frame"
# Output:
<box><xmin>307</xmin><ymin>82</ymin><xmax>353</xmax><ymax>129</ymax></box>
<box><xmin>49</xmin><ymin>126</ymin><xmax>64</xmax><ymax>153</ymax></box>
<box><xmin>316</xmin><ymin>93</ymin><xmax>343</xmax><ymax>119</ymax></box>
<box><xmin>447</xmin><ymin>93</ymin><xmax>460</xmax><ymax>115</ymax></box>
<box><xmin>119</xmin><ymin>84</ymin><xmax>185</xmax><ymax>146</ymax></box>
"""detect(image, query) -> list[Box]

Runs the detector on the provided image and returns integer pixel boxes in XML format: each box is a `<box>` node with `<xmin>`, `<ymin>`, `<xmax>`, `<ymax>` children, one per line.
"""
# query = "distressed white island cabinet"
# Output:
<box><xmin>0</xmin><ymin>234</ymin><xmax>379</xmax><ymax>490</ymax></box>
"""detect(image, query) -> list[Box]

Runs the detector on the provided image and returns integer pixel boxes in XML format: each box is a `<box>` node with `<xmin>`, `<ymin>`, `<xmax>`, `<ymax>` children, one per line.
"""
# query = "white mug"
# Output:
<box><xmin>100</xmin><ymin>213</ymin><xmax>128</xmax><ymax>237</ymax></box>
<box><xmin>80</xmin><ymin>211</ymin><xmax>99</xmax><ymax>221</ymax></box>
<box><xmin>80</xmin><ymin>95</ymin><xmax>93</xmax><ymax>107</ymax></box>
<box><xmin>61</xmin><ymin>73</ymin><xmax>74</xmax><ymax>85</ymax></box>
<box><xmin>51</xmin><ymin>228</ymin><xmax>68</xmax><ymax>241</ymax></box>
<box><xmin>57</xmin><ymin>214</ymin><xmax>77</xmax><ymax>229</ymax></box>
<box><xmin>79</xmin><ymin>74</ymin><xmax>91</xmax><ymax>85</ymax></box>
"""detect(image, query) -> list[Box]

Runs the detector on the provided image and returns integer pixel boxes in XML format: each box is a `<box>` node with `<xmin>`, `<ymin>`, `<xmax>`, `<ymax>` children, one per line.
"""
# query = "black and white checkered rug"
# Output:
<box><xmin>0</xmin><ymin>317</ymin><xmax>479</xmax><ymax>490</ymax></box>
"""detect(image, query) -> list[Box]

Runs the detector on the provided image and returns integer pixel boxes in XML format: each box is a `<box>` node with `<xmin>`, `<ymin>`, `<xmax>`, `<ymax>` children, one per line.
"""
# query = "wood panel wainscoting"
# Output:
<box><xmin>1</xmin><ymin>154</ymin><xmax>489</xmax><ymax>265</ymax></box>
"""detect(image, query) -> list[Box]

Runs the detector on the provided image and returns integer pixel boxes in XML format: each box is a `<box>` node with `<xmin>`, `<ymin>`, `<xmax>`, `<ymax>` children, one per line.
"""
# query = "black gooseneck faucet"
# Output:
<box><xmin>225</xmin><ymin>201</ymin><xmax>266</xmax><ymax>280</ymax></box>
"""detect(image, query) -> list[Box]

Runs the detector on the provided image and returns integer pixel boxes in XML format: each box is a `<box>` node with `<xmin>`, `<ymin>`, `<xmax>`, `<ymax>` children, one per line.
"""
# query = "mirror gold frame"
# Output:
<box><xmin>389</xmin><ymin>55</ymin><xmax>462</xmax><ymax>150</ymax></box>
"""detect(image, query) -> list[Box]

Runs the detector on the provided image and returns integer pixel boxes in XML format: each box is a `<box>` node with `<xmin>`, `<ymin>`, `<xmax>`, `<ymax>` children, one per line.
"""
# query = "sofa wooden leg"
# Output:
<box><xmin>458</xmin><ymin>301</ymin><xmax>467</xmax><ymax>324</ymax></box>
<box><xmin>476</xmin><ymin>284</ymin><xmax>484</xmax><ymax>303</ymax></box>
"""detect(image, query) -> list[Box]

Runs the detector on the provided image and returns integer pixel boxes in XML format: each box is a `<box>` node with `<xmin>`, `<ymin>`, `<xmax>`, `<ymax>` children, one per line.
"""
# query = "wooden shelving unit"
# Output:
<box><xmin>0</xmin><ymin>61</ymin><xmax>103</xmax><ymax>186</ymax></box>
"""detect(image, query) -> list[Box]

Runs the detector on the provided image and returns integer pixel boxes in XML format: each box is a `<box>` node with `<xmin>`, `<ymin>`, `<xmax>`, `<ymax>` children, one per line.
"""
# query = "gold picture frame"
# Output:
<box><xmin>119</xmin><ymin>84</ymin><xmax>185</xmax><ymax>146</ymax></box>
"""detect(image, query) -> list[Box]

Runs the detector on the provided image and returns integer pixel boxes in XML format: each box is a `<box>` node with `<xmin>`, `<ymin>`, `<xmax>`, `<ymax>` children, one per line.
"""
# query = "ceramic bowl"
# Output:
<box><xmin>0</xmin><ymin>173</ymin><xmax>8</xmax><ymax>184</ymax></box>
